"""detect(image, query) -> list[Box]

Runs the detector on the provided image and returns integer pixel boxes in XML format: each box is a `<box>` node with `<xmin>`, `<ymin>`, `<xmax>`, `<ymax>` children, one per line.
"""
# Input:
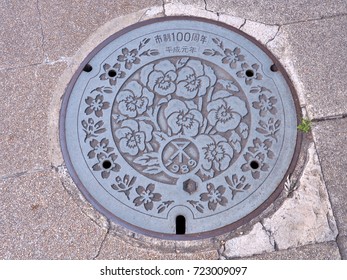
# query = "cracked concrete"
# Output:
<box><xmin>222</xmin><ymin>143</ymin><xmax>338</xmax><ymax>258</ymax></box>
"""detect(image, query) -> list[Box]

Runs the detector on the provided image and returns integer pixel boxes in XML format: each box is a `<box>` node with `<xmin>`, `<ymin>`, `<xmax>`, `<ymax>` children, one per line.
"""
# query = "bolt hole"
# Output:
<box><xmin>83</xmin><ymin>64</ymin><xmax>93</xmax><ymax>72</ymax></box>
<box><xmin>102</xmin><ymin>160</ymin><xmax>112</xmax><ymax>170</ymax></box>
<box><xmin>270</xmin><ymin>64</ymin><xmax>278</xmax><ymax>72</ymax></box>
<box><xmin>245</xmin><ymin>69</ymin><xmax>254</xmax><ymax>77</ymax></box>
<box><xmin>250</xmin><ymin>160</ymin><xmax>260</xmax><ymax>170</ymax></box>
<box><xmin>108</xmin><ymin>69</ymin><xmax>117</xmax><ymax>77</ymax></box>
<box><xmin>176</xmin><ymin>215</ymin><xmax>186</xmax><ymax>235</ymax></box>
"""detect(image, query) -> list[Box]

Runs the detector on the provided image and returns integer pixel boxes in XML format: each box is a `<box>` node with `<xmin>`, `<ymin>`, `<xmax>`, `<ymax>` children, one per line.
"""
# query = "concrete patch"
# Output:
<box><xmin>164</xmin><ymin>2</ymin><xmax>218</xmax><ymax>19</ymax></box>
<box><xmin>223</xmin><ymin>143</ymin><xmax>338</xmax><ymax>258</ymax></box>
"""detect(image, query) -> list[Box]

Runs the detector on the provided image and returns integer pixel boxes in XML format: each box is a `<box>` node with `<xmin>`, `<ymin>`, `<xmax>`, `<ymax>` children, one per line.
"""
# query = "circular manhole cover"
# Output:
<box><xmin>60</xmin><ymin>17</ymin><xmax>300</xmax><ymax>240</ymax></box>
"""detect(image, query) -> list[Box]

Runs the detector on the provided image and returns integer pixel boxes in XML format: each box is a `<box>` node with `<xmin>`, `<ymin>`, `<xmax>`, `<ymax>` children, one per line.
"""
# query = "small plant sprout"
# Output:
<box><xmin>297</xmin><ymin>118</ymin><xmax>312</xmax><ymax>133</ymax></box>
<box><xmin>284</xmin><ymin>174</ymin><xmax>298</xmax><ymax>197</ymax></box>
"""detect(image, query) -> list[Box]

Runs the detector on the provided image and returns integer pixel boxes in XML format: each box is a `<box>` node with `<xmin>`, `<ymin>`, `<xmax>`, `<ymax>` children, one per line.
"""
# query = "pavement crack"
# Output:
<box><xmin>281</xmin><ymin>13</ymin><xmax>347</xmax><ymax>26</ymax></box>
<box><xmin>217</xmin><ymin>240</ymin><xmax>226</xmax><ymax>259</ymax></box>
<box><xmin>1</xmin><ymin>168</ymin><xmax>48</xmax><ymax>181</ymax></box>
<box><xmin>162</xmin><ymin>0</ymin><xmax>167</xmax><ymax>16</ymax></box>
<box><xmin>312</xmin><ymin>113</ymin><xmax>347</xmax><ymax>122</ymax></box>
<box><xmin>35</xmin><ymin>0</ymin><xmax>48</xmax><ymax>63</ymax></box>
<box><xmin>0</xmin><ymin>63</ymin><xmax>43</xmax><ymax>71</ymax></box>
<box><xmin>259</xmin><ymin>220</ymin><xmax>278</xmax><ymax>250</ymax></box>
<box><xmin>266</xmin><ymin>25</ymin><xmax>281</xmax><ymax>47</ymax></box>
<box><xmin>93</xmin><ymin>226</ymin><xmax>110</xmax><ymax>260</ymax></box>
<box><xmin>239</xmin><ymin>19</ymin><xmax>247</xmax><ymax>29</ymax></box>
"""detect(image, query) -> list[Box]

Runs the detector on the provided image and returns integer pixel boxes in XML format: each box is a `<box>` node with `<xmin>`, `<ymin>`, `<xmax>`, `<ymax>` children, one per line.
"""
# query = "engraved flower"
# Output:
<box><xmin>140</xmin><ymin>60</ymin><xmax>177</xmax><ymax>96</ymax></box>
<box><xmin>133</xmin><ymin>184</ymin><xmax>162</xmax><ymax>211</ymax></box>
<box><xmin>241</xmin><ymin>151</ymin><xmax>269</xmax><ymax>179</ymax></box>
<box><xmin>87</xmin><ymin>138</ymin><xmax>114</xmax><ymax>159</ymax></box>
<box><xmin>85</xmin><ymin>94</ymin><xmax>110</xmax><ymax>117</ymax></box>
<box><xmin>115</xmin><ymin>120</ymin><xmax>153</xmax><ymax>156</ymax></box>
<box><xmin>222</xmin><ymin>47</ymin><xmax>245</xmax><ymax>69</ymax></box>
<box><xmin>197</xmin><ymin>135</ymin><xmax>234</xmax><ymax>173</ymax></box>
<box><xmin>117</xmin><ymin>48</ymin><xmax>140</xmax><ymax>70</ymax></box>
<box><xmin>111</xmin><ymin>175</ymin><xmax>136</xmax><ymax>200</ymax></box>
<box><xmin>236</xmin><ymin>63</ymin><xmax>263</xmax><ymax>85</ymax></box>
<box><xmin>252</xmin><ymin>94</ymin><xmax>278</xmax><ymax>117</ymax></box>
<box><xmin>200</xmin><ymin>183</ymin><xmax>228</xmax><ymax>211</ymax></box>
<box><xmin>207</xmin><ymin>91</ymin><xmax>248</xmax><ymax>133</ymax></box>
<box><xmin>249</xmin><ymin>138</ymin><xmax>274</xmax><ymax>159</ymax></box>
<box><xmin>92</xmin><ymin>153</ymin><xmax>120</xmax><ymax>179</ymax></box>
<box><xmin>176</xmin><ymin>59</ymin><xmax>216</xmax><ymax>99</ymax></box>
<box><xmin>116</xmin><ymin>81</ymin><xmax>154</xmax><ymax>118</ymax></box>
<box><xmin>99</xmin><ymin>63</ymin><xmax>126</xmax><ymax>86</ymax></box>
<box><xmin>81</xmin><ymin>118</ymin><xmax>106</xmax><ymax>141</ymax></box>
<box><xmin>164</xmin><ymin>100</ymin><xmax>203</xmax><ymax>137</ymax></box>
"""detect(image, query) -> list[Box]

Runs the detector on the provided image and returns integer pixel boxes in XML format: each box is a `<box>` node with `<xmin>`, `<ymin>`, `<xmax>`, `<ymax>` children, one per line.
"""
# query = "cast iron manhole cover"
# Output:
<box><xmin>60</xmin><ymin>17</ymin><xmax>300</xmax><ymax>239</ymax></box>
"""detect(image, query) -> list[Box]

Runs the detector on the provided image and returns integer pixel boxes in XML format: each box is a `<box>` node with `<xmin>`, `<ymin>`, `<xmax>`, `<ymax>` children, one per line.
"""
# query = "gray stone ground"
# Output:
<box><xmin>1</xmin><ymin>0</ymin><xmax>347</xmax><ymax>259</ymax></box>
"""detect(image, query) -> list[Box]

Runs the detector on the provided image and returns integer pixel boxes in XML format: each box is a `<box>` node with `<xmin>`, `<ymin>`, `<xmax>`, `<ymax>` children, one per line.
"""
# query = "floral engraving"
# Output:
<box><xmin>164</xmin><ymin>99</ymin><xmax>203</xmax><ymax>137</ymax></box>
<box><xmin>200</xmin><ymin>183</ymin><xmax>228</xmax><ymax>211</ymax></box>
<box><xmin>197</xmin><ymin>135</ymin><xmax>233</xmax><ymax>177</ymax></box>
<box><xmin>82</xmin><ymin>118</ymin><xmax>106</xmax><ymax>142</ymax></box>
<box><xmin>241</xmin><ymin>138</ymin><xmax>274</xmax><ymax>179</ymax></box>
<box><xmin>115</xmin><ymin>120</ymin><xmax>153</xmax><ymax>156</ymax></box>
<box><xmin>187</xmin><ymin>200</ymin><xmax>205</xmax><ymax>213</ymax></box>
<box><xmin>92</xmin><ymin>153</ymin><xmax>120</xmax><ymax>179</ymax></box>
<box><xmin>116</xmin><ymin>81</ymin><xmax>154</xmax><ymax>118</ymax></box>
<box><xmin>141</xmin><ymin>60</ymin><xmax>177</xmax><ymax>96</ymax></box>
<box><xmin>111</xmin><ymin>175</ymin><xmax>136</xmax><ymax>200</ymax></box>
<box><xmin>157</xmin><ymin>200</ymin><xmax>174</xmax><ymax>214</ymax></box>
<box><xmin>225</xmin><ymin>175</ymin><xmax>251</xmax><ymax>199</ymax></box>
<box><xmin>203</xmin><ymin>37</ymin><xmax>245</xmax><ymax>69</ymax></box>
<box><xmin>99</xmin><ymin>63</ymin><xmax>125</xmax><ymax>85</ymax></box>
<box><xmin>111</xmin><ymin>57</ymin><xmax>250</xmax><ymax>183</ymax></box>
<box><xmin>175</xmin><ymin>59</ymin><xmax>216</xmax><ymax>99</ymax></box>
<box><xmin>207</xmin><ymin>91</ymin><xmax>248</xmax><ymax>133</ymax></box>
<box><xmin>252</xmin><ymin>94</ymin><xmax>278</xmax><ymax>117</ymax></box>
<box><xmin>133</xmin><ymin>184</ymin><xmax>162</xmax><ymax>211</ymax></box>
<box><xmin>117</xmin><ymin>48</ymin><xmax>141</xmax><ymax>70</ymax></box>
<box><xmin>237</xmin><ymin>63</ymin><xmax>263</xmax><ymax>85</ymax></box>
<box><xmin>85</xmin><ymin>94</ymin><xmax>110</xmax><ymax>117</ymax></box>
<box><xmin>87</xmin><ymin>138</ymin><xmax>114</xmax><ymax>159</ymax></box>
<box><xmin>256</xmin><ymin>118</ymin><xmax>281</xmax><ymax>141</ymax></box>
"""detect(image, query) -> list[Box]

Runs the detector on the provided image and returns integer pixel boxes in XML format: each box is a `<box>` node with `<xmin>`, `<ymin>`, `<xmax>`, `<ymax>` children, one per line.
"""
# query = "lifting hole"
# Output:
<box><xmin>108</xmin><ymin>69</ymin><xmax>117</xmax><ymax>77</ymax></box>
<box><xmin>250</xmin><ymin>160</ymin><xmax>260</xmax><ymax>170</ymax></box>
<box><xmin>83</xmin><ymin>64</ymin><xmax>93</xmax><ymax>72</ymax></box>
<box><xmin>245</xmin><ymin>69</ymin><xmax>254</xmax><ymax>77</ymax></box>
<box><xmin>270</xmin><ymin>64</ymin><xmax>278</xmax><ymax>72</ymax></box>
<box><xmin>176</xmin><ymin>215</ymin><xmax>186</xmax><ymax>235</ymax></box>
<box><xmin>102</xmin><ymin>160</ymin><xmax>112</xmax><ymax>169</ymax></box>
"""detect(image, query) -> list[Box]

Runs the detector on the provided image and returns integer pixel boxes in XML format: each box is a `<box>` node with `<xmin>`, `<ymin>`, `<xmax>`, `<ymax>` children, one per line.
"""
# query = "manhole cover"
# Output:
<box><xmin>60</xmin><ymin>17</ymin><xmax>300</xmax><ymax>239</ymax></box>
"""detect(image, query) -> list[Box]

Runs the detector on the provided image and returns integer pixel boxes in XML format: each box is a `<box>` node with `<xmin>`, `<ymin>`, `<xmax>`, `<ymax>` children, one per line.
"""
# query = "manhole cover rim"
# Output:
<box><xmin>59</xmin><ymin>16</ymin><xmax>302</xmax><ymax>240</ymax></box>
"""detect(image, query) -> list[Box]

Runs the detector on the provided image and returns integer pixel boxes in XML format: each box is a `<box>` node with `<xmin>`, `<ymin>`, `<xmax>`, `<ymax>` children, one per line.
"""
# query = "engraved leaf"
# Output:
<box><xmin>143</xmin><ymin>166</ymin><xmax>162</xmax><ymax>175</ymax></box>
<box><xmin>275</xmin><ymin>119</ymin><xmax>281</xmax><ymax>129</ymax></box>
<box><xmin>250</xmin><ymin>86</ymin><xmax>261</xmax><ymax>94</ymax></box>
<box><xmin>149</xmin><ymin>49</ymin><xmax>159</xmax><ymax>56</ymax></box>
<box><xmin>153</xmin><ymin>131</ymin><xmax>167</xmax><ymax>143</ymax></box>
<box><xmin>225</xmin><ymin>175</ymin><xmax>233</xmax><ymax>187</ymax></box>
<box><xmin>176</xmin><ymin>57</ymin><xmax>189</xmax><ymax>69</ymax></box>
<box><xmin>158</xmin><ymin>98</ymin><xmax>169</xmax><ymax>105</ymax></box>
<box><xmin>133</xmin><ymin>152</ymin><xmax>159</xmax><ymax>166</ymax></box>
<box><xmin>200</xmin><ymin>168</ymin><xmax>214</xmax><ymax>178</ymax></box>
<box><xmin>203</xmin><ymin>49</ymin><xmax>214</xmax><ymax>56</ymax></box>
<box><xmin>229</xmin><ymin>131</ymin><xmax>242</xmax><ymax>153</ymax></box>
<box><xmin>238</xmin><ymin>122</ymin><xmax>249</xmax><ymax>138</ymax></box>
<box><xmin>138</xmin><ymin>38</ymin><xmax>150</xmax><ymax>50</ymax></box>
<box><xmin>112</xmin><ymin>114</ymin><xmax>127</xmax><ymax>123</ymax></box>
<box><xmin>218</xmin><ymin>80</ymin><xmax>239</xmax><ymax>92</ymax></box>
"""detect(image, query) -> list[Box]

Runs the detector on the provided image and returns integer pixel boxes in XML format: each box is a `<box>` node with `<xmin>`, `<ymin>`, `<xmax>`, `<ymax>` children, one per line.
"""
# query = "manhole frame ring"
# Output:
<box><xmin>59</xmin><ymin>16</ymin><xmax>303</xmax><ymax>241</ymax></box>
